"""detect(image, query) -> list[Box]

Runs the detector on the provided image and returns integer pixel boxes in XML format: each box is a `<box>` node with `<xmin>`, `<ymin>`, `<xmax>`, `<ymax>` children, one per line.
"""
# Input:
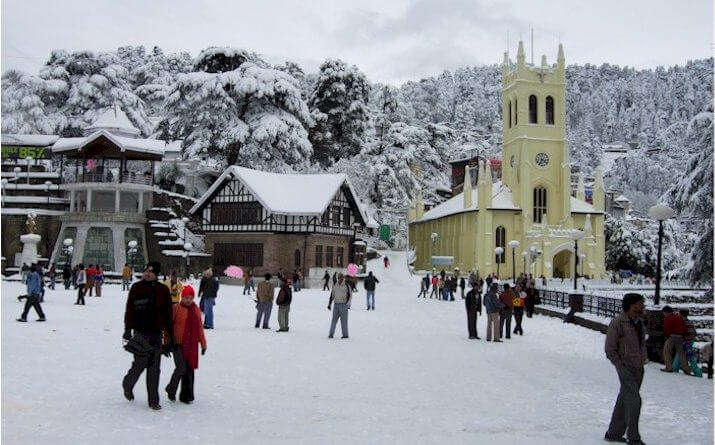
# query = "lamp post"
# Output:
<box><xmin>13</xmin><ymin>167</ymin><xmax>21</xmax><ymax>190</ymax></box>
<box><xmin>63</xmin><ymin>238</ymin><xmax>74</xmax><ymax>265</ymax></box>
<box><xmin>494</xmin><ymin>246</ymin><xmax>504</xmax><ymax>279</ymax></box>
<box><xmin>25</xmin><ymin>156</ymin><xmax>32</xmax><ymax>184</ymax></box>
<box><xmin>648</xmin><ymin>204</ymin><xmax>675</xmax><ymax>306</ymax></box>
<box><xmin>522</xmin><ymin>251</ymin><xmax>529</xmax><ymax>275</ymax></box>
<box><xmin>1</xmin><ymin>179</ymin><xmax>7</xmax><ymax>206</ymax></box>
<box><xmin>127</xmin><ymin>240</ymin><xmax>138</xmax><ymax>277</ymax></box>
<box><xmin>570</xmin><ymin>229</ymin><xmax>586</xmax><ymax>291</ymax></box>
<box><xmin>508</xmin><ymin>240</ymin><xmax>520</xmax><ymax>283</ymax></box>
<box><xmin>44</xmin><ymin>180</ymin><xmax>52</xmax><ymax>205</ymax></box>
<box><xmin>183</xmin><ymin>242</ymin><xmax>193</xmax><ymax>278</ymax></box>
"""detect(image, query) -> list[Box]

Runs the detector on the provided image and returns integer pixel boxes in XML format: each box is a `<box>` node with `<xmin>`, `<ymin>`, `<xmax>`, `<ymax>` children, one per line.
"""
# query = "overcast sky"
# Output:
<box><xmin>2</xmin><ymin>0</ymin><xmax>713</xmax><ymax>84</ymax></box>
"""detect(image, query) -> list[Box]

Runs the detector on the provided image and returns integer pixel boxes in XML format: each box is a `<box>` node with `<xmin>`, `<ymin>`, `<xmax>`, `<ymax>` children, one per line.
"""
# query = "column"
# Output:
<box><xmin>69</xmin><ymin>190</ymin><xmax>75</xmax><ymax>212</ymax></box>
<box><xmin>87</xmin><ymin>189</ymin><xmax>92</xmax><ymax>212</ymax></box>
<box><xmin>138</xmin><ymin>192</ymin><xmax>143</xmax><ymax>213</ymax></box>
<box><xmin>115</xmin><ymin>189</ymin><xmax>120</xmax><ymax>213</ymax></box>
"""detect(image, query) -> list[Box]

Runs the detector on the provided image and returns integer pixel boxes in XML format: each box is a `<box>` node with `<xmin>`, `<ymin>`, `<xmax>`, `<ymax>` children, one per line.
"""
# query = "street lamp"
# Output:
<box><xmin>25</xmin><ymin>157</ymin><xmax>32</xmax><ymax>184</ymax></box>
<box><xmin>494</xmin><ymin>246</ymin><xmax>504</xmax><ymax>279</ymax></box>
<box><xmin>63</xmin><ymin>238</ymin><xmax>74</xmax><ymax>265</ymax></box>
<box><xmin>522</xmin><ymin>251</ymin><xmax>529</xmax><ymax>275</ymax></box>
<box><xmin>508</xmin><ymin>240</ymin><xmax>520</xmax><ymax>283</ymax></box>
<box><xmin>127</xmin><ymin>240</ymin><xmax>138</xmax><ymax>277</ymax></box>
<box><xmin>648</xmin><ymin>204</ymin><xmax>675</xmax><ymax>306</ymax></box>
<box><xmin>44</xmin><ymin>180</ymin><xmax>52</xmax><ymax>205</ymax></box>
<box><xmin>183</xmin><ymin>242</ymin><xmax>193</xmax><ymax>278</ymax></box>
<box><xmin>579</xmin><ymin>253</ymin><xmax>586</xmax><ymax>277</ymax></box>
<box><xmin>570</xmin><ymin>229</ymin><xmax>586</xmax><ymax>291</ymax></box>
<box><xmin>13</xmin><ymin>167</ymin><xmax>21</xmax><ymax>190</ymax></box>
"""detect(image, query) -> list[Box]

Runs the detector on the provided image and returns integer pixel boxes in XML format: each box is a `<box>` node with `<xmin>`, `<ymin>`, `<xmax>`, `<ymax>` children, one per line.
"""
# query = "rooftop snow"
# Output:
<box><xmin>86</xmin><ymin>106</ymin><xmax>140</xmax><ymax>137</ymax></box>
<box><xmin>191</xmin><ymin>166</ymin><xmax>369</xmax><ymax>222</ymax></box>
<box><xmin>570</xmin><ymin>196</ymin><xmax>601</xmax><ymax>214</ymax></box>
<box><xmin>1</xmin><ymin>134</ymin><xmax>60</xmax><ymax>146</ymax></box>
<box><xmin>614</xmin><ymin>194</ymin><xmax>630</xmax><ymax>202</ymax></box>
<box><xmin>415</xmin><ymin>181</ymin><xmax>519</xmax><ymax>223</ymax></box>
<box><xmin>52</xmin><ymin>130</ymin><xmax>177</xmax><ymax>157</ymax></box>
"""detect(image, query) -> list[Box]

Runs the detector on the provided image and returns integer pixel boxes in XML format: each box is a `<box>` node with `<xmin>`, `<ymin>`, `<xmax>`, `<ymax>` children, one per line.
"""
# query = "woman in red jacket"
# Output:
<box><xmin>166</xmin><ymin>285</ymin><xmax>207</xmax><ymax>404</ymax></box>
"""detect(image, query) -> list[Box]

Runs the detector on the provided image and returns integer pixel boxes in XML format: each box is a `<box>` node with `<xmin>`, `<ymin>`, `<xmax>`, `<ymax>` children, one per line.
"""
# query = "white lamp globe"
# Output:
<box><xmin>648</xmin><ymin>204</ymin><xmax>674</xmax><ymax>221</ymax></box>
<box><xmin>508</xmin><ymin>240</ymin><xmax>520</xmax><ymax>249</ymax></box>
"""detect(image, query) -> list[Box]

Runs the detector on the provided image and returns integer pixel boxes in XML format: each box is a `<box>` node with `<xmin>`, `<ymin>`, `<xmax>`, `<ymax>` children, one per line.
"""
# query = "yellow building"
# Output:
<box><xmin>408</xmin><ymin>42</ymin><xmax>606</xmax><ymax>280</ymax></box>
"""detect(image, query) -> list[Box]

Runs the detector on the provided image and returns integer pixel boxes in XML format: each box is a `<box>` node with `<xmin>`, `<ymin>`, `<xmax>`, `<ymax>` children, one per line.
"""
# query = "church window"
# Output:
<box><xmin>529</xmin><ymin>95</ymin><xmax>538</xmax><ymax>124</ymax></box>
<box><xmin>495</xmin><ymin>226</ymin><xmax>506</xmax><ymax>264</ymax></box>
<box><xmin>546</xmin><ymin>96</ymin><xmax>554</xmax><ymax>125</ymax></box>
<box><xmin>508</xmin><ymin>101</ymin><xmax>512</xmax><ymax>128</ymax></box>
<box><xmin>514</xmin><ymin>99</ymin><xmax>518</xmax><ymax>125</ymax></box>
<box><xmin>533</xmin><ymin>187</ymin><xmax>547</xmax><ymax>223</ymax></box>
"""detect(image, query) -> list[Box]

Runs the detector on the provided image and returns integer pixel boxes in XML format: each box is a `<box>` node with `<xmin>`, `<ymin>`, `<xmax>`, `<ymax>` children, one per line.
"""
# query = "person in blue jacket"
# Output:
<box><xmin>17</xmin><ymin>264</ymin><xmax>46</xmax><ymax>322</ymax></box>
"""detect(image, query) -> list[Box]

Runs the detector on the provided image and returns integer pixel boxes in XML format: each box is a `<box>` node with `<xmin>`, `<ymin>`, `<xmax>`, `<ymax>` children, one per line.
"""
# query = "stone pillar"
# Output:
<box><xmin>69</xmin><ymin>190</ymin><xmax>75</xmax><ymax>212</ymax></box>
<box><xmin>75</xmin><ymin>225</ymin><xmax>89</xmax><ymax>266</ymax></box>
<box><xmin>115</xmin><ymin>189</ymin><xmax>121</xmax><ymax>213</ymax></box>
<box><xmin>114</xmin><ymin>225</ymin><xmax>125</xmax><ymax>273</ymax></box>
<box><xmin>87</xmin><ymin>189</ymin><xmax>92</xmax><ymax>212</ymax></box>
<box><xmin>138</xmin><ymin>192</ymin><xmax>143</xmax><ymax>213</ymax></box>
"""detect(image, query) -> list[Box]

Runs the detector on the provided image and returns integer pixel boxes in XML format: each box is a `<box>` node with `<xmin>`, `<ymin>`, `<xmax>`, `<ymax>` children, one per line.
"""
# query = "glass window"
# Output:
<box><xmin>336</xmin><ymin>247</ymin><xmax>344</xmax><ymax>267</ymax></box>
<box><xmin>508</xmin><ymin>101</ymin><xmax>512</xmax><ymax>128</ymax></box>
<box><xmin>545</xmin><ymin>96</ymin><xmax>554</xmax><ymax>125</ymax></box>
<box><xmin>120</xmin><ymin>191</ymin><xmax>139</xmax><ymax>213</ymax></box>
<box><xmin>326</xmin><ymin>246</ymin><xmax>334</xmax><ymax>267</ymax></box>
<box><xmin>83</xmin><ymin>227</ymin><xmax>115</xmax><ymax>270</ymax></box>
<box><xmin>210</xmin><ymin>202</ymin><xmax>262</xmax><ymax>225</ymax></box>
<box><xmin>533</xmin><ymin>187</ymin><xmax>547</xmax><ymax>223</ymax></box>
<box><xmin>93</xmin><ymin>191</ymin><xmax>115</xmax><ymax>212</ymax></box>
<box><xmin>213</xmin><ymin>243</ymin><xmax>263</xmax><ymax>271</ymax></box>
<box><xmin>495</xmin><ymin>226</ymin><xmax>506</xmax><ymax>264</ymax></box>
<box><xmin>529</xmin><ymin>95</ymin><xmax>538</xmax><ymax>124</ymax></box>
<box><xmin>514</xmin><ymin>99</ymin><xmax>518</xmax><ymax>125</ymax></box>
<box><xmin>315</xmin><ymin>245</ymin><xmax>323</xmax><ymax>267</ymax></box>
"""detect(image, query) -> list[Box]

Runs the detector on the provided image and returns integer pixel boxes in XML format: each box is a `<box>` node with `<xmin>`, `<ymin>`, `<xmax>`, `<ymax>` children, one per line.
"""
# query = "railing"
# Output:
<box><xmin>537</xmin><ymin>289</ymin><xmax>621</xmax><ymax>319</ymax></box>
<box><xmin>78</xmin><ymin>172</ymin><xmax>152</xmax><ymax>185</ymax></box>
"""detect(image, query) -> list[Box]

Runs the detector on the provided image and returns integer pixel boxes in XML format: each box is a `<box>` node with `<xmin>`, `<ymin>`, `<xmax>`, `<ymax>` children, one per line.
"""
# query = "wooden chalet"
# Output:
<box><xmin>190</xmin><ymin>166</ymin><xmax>369</xmax><ymax>278</ymax></box>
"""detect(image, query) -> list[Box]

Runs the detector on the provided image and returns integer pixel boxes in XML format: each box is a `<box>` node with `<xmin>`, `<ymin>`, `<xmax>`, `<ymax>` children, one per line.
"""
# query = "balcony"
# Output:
<box><xmin>78</xmin><ymin>172</ymin><xmax>152</xmax><ymax>186</ymax></box>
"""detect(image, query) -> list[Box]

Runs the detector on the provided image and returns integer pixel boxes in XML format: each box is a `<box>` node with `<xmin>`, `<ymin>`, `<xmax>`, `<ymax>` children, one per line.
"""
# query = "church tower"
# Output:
<box><xmin>501</xmin><ymin>42</ymin><xmax>569</xmax><ymax>228</ymax></box>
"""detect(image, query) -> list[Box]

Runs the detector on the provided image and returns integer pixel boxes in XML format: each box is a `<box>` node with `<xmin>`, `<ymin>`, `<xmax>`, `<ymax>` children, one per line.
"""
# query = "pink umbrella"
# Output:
<box><xmin>347</xmin><ymin>263</ymin><xmax>358</xmax><ymax>277</ymax></box>
<box><xmin>224</xmin><ymin>265</ymin><xmax>243</xmax><ymax>279</ymax></box>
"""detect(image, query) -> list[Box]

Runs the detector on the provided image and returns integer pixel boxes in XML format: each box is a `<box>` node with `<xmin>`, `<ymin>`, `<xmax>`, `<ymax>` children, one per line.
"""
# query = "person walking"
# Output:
<box><xmin>332</xmin><ymin>272</ymin><xmax>338</xmax><ymax>286</ymax></box>
<box><xmin>75</xmin><ymin>264</ymin><xmax>87</xmax><ymax>305</ymax></box>
<box><xmin>323</xmin><ymin>270</ymin><xmax>331</xmax><ymax>291</ymax></box>
<box><xmin>459</xmin><ymin>276</ymin><xmax>466</xmax><ymax>299</ymax></box>
<box><xmin>465</xmin><ymin>282</ymin><xmax>481</xmax><ymax>339</ymax></box>
<box><xmin>62</xmin><ymin>264</ymin><xmax>72</xmax><ymax>290</ymax></box>
<box><xmin>383</xmin><ymin>256</ymin><xmax>389</xmax><ymax>268</ymax></box>
<box><xmin>364</xmin><ymin>271</ymin><xmax>379</xmax><ymax>310</ymax></box>
<box><xmin>122</xmin><ymin>263</ymin><xmax>132</xmax><ymax>291</ymax></box>
<box><xmin>276</xmin><ymin>277</ymin><xmax>292</xmax><ymax>332</ymax></box>
<box><xmin>85</xmin><ymin>264</ymin><xmax>95</xmax><ymax>297</ymax></box>
<box><xmin>525</xmin><ymin>284</ymin><xmax>536</xmax><ymax>318</ymax></box>
<box><xmin>94</xmin><ymin>265</ymin><xmax>105</xmax><ymax>297</ymax></box>
<box><xmin>198</xmin><ymin>268</ymin><xmax>219</xmax><ymax>329</ymax></box>
<box><xmin>21</xmin><ymin>263</ymin><xmax>29</xmax><ymax>284</ymax></box>
<box><xmin>660</xmin><ymin>306</ymin><xmax>691</xmax><ymax>374</ymax></box>
<box><xmin>165</xmin><ymin>284</ymin><xmax>206</xmax><ymax>405</ymax></box>
<box><xmin>292</xmin><ymin>271</ymin><xmax>300</xmax><ymax>292</ymax></box>
<box><xmin>122</xmin><ymin>261</ymin><xmax>174</xmax><ymax>411</ymax></box>
<box><xmin>17</xmin><ymin>264</ymin><xmax>46</xmax><ymax>322</ymax></box>
<box><xmin>604</xmin><ymin>293</ymin><xmax>647</xmax><ymax>445</ymax></box>
<box><xmin>255</xmin><ymin>273</ymin><xmax>275</xmax><ymax>329</ymax></box>
<box><xmin>164</xmin><ymin>269</ymin><xmax>184</xmax><ymax>304</ymax></box>
<box><xmin>71</xmin><ymin>264</ymin><xmax>78</xmax><ymax>289</ymax></box>
<box><xmin>499</xmin><ymin>283</ymin><xmax>515</xmax><ymax>339</ymax></box>
<box><xmin>512</xmin><ymin>287</ymin><xmax>525</xmax><ymax>335</ymax></box>
<box><xmin>47</xmin><ymin>263</ymin><xmax>56</xmax><ymax>291</ymax></box>
<box><xmin>328</xmin><ymin>273</ymin><xmax>351</xmax><ymax>339</ymax></box>
<box><xmin>37</xmin><ymin>264</ymin><xmax>46</xmax><ymax>302</ymax></box>
<box><xmin>483</xmin><ymin>283</ymin><xmax>502</xmax><ymax>342</ymax></box>
<box><xmin>429</xmin><ymin>275</ymin><xmax>439</xmax><ymax>299</ymax></box>
<box><xmin>418</xmin><ymin>274</ymin><xmax>429</xmax><ymax>298</ymax></box>
<box><xmin>468</xmin><ymin>270</ymin><xmax>477</xmax><ymax>288</ymax></box>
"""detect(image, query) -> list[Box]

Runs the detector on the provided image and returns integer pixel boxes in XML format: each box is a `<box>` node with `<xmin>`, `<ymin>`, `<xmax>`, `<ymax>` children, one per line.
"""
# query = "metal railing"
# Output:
<box><xmin>537</xmin><ymin>289</ymin><xmax>621</xmax><ymax>319</ymax></box>
<box><xmin>78</xmin><ymin>172</ymin><xmax>152</xmax><ymax>185</ymax></box>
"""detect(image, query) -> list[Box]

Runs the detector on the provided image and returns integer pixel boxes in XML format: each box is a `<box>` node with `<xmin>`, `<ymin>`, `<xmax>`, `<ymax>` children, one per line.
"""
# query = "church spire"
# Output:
<box><xmin>517</xmin><ymin>40</ymin><xmax>526</xmax><ymax>68</ymax></box>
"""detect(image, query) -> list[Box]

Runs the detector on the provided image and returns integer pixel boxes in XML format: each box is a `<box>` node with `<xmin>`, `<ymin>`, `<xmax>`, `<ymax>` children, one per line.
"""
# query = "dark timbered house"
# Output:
<box><xmin>190</xmin><ymin>166</ymin><xmax>370</xmax><ymax>281</ymax></box>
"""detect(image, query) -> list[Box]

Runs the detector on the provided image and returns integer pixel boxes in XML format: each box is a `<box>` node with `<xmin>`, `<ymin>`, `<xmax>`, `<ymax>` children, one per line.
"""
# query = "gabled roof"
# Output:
<box><xmin>415</xmin><ymin>181</ymin><xmax>520</xmax><ymax>223</ymax></box>
<box><xmin>614</xmin><ymin>194</ymin><xmax>630</xmax><ymax>202</ymax></box>
<box><xmin>1</xmin><ymin>134</ymin><xmax>60</xmax><ymax>146</ymax></box>
<box><xmin>570</xmin><ymin>196</ymin><xmax>602</xmax><ymax>214</ymax></box>
<box><xmin>52</xmin><ymin>130</ymin><xmax>170</xmax><ymax>158</ymax></box>
<box><xmin>190</xmin><ymin>166</ymin><xmax>369</xmax><ymax>223</ymax></box>
<box><xmin>85</xmin><ymin>106</ymin><xmax>140</xmax><ymax>138</ymax></box>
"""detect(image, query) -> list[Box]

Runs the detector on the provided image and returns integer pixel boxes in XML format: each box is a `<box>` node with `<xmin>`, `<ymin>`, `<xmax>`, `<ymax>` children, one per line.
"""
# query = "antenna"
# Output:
<box><xmin>531</xmin><ymin>27</ymin><xmax>534</xmax><ymax>65</ymax></box>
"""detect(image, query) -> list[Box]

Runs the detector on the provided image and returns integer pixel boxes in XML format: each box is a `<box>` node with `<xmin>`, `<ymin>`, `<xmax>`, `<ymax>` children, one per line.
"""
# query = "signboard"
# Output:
<box><xmin>1</xmin><ymin>146</ymin><xmax>48</xmax><ymax>160</ymax></box>
<box><xmin>431</xmin><ymin>256</ymin><xmax>454</xmax><ymax>266</ymax></box>
<box><xmin>378</xmin><ymin>224</ymin><xmax>391</xmax><ymax>241</ymax></box>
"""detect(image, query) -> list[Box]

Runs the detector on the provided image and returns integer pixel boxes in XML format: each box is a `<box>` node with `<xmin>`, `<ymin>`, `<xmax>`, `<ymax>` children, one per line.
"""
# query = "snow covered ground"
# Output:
<box><xmin>2</xmin><ymin>252</ymin><xmax>713</xmax><ymax>444</ymax></box>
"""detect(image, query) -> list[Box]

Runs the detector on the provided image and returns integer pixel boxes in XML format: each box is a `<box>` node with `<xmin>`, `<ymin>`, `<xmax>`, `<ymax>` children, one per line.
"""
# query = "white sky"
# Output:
<box><xmin>2</xmin><ymin>0</ymin><xmax>713</xmax><ymax>85</ymax></box>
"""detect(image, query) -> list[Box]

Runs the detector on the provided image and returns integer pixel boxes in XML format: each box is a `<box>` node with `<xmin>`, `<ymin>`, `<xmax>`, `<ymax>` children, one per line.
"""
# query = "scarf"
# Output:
<box><xmin>181</xmin><ymin>303</ymin><xmax>201</xmax><ymax>369</ymax></box>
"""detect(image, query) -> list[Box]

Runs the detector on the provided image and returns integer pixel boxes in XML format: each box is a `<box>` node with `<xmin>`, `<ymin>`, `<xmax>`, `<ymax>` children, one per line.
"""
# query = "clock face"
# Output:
<box><xmin>535</xmin><ymin>152</ymin><xmax>550</xmax><ymax>167</ymax></box>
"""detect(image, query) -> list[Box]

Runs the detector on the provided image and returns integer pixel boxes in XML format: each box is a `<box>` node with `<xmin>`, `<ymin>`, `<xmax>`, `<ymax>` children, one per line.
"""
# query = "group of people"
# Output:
<box><xmin>72</xmin><ymin>263</ymin><xmax>106</xmax><ymax>304</ymax></box>
<box><xmin>661</xmin><ymin>305</ymin><xmax>712</xmax><ymax>378</ymax></box>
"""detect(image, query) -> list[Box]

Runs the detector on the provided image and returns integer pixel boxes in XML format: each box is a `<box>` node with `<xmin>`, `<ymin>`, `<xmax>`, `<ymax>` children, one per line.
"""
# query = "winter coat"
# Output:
<box><xmin>276</xmin><ymin>284</ymin><xmax>292</xmax><ymax>306</ymax></box>
<box><xmin>171</xmin><ymin>302</ymin><xmax>206</xmax><ymax>369</ymax></box>
<box><xmin>499</xmin><ymin>290</ymin><xmax>515</xmax><ymax>309</ymax></box>
<box><xmin>483</xmin><ymin>290</ymin><xmax>502</xmax><ymax>314</ymax></box>
<box><xmin>323</xmin><ymin>272</ymin><xmax>330</xmax><ymax>283</ymax></box>
<box><xmin>663</xmin><ymin>313</ymin><xmax>686</xmax><ymax>337</ymax></box>
<box><xmin>431</xmin><ymin>276</ymin><xmax>439</xmax><ymax>287</ymax></box>
<box><xmin>459</xmin><ymin>277</ymin><xmax>466</xmax><ymax>289</ymax></box>
<box><xmin>256</xmin><ymin>281</ymin><xmax>275</xmax><ymax>303</ymax></box>
<box><xmin>26</xmin><ymin>271</ymin><xmax>42</xmax><ymax>296</ymax></box>
<box><xmin>122</xmin><ymin>266</ymin><xmax>132</xmax><ymax>279</ymax></box>
<box><xmin>164</xmin><ymin>279</ymin><xmax>184</xmax><ymax>304</ymax></box>
<box><xmin>199</xmin><ymin>277</ymin><xmax>219</xmax><ymax>299</ymax></box>
<box><xmin>364</xmin><ymin>274</ymin><xmax>379</xmax><ymax>291</ymax></box>
<box><xmin>124</xmin><ymin>280</ymin><xmax>173</xmax><ymax>337</ymax></box>
<box><xmin>330</xmin><ymin>282</ymin><xmax>351</xmax><ymax>304</ymax></box>
<box><xmin>465</xmin><ymin>288</ymin><xmax>481</xmax><ymax>313</ymax></box>
<box><xmin>171</xmin><ymin>303</ymin><xmax>207</xmax><ymax>349</ymax></box>
<box><xmin>76</xmin><ymin>270</ymin><xmax>87</xmax><ymax>285</ymax></box>
<box><xmin>605</xmin><ymin>312</ymin><xmax>648</xmax><ymax>370</ymax></box>
<box><xmin>62</xmin><ymin>266</ymin><xmax>71</xmax><ymax>280</ymax></box>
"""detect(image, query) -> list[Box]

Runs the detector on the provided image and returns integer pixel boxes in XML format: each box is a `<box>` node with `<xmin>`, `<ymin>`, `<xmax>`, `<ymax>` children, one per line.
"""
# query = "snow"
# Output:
<box><xmin>191</xmin><ymin>166</ymin><xmax>368</xmax><ymax>222</ymax></box>
<box><xmin>0</xmin><ymin>208</ymin><xmax>66</xmax><ymax>216</ymax></box>
<box><xmin>570</xmin><ymin>196</ymin><xmax>601</xmax><ymax>214</ymax></box>
<box><xmin>85</xmin><ymin>106</ymin><xmax>141</xmax><ymax>138</ymax></box>
<box><xmin>52</xmin><ymin>130</ymin><xmax>174</xmax><ymax>157</ymax></box>
<box><xmin>2</xmin><ymin>251</ymin><xmax>712</xmax><ymax>444</ymax></box>
<box><xmin>0</xmin><ymin>183</ymin><xmax>59</xmax><ymax>191</ymax></box>
<box><xmin>614</xmin><ymin>194</ymin><xmax>630</xmax><ymax>203</ymax></box>
<box><xmin>2</xmin><ymin>196</ymin><xmax>68</xmax><ymax>204</ymax></box>
<box><xmin>415</xmin><ymin>181</ymin><xmax>519</xmax><ymax>223</ymax></box>
<box><xmin>1</xmin><ymin>171</ymin><xmax>59</xmax><ymax>179</ymax></box>
<box><xmin>160</xmin><ymin>249</ymin><xmax>211</xmax><ymax>257</ymax></box>
<box><xmin>0</xmin><ymin>134</ymin><xmax>59</xmax><ymax>146</ymax></box>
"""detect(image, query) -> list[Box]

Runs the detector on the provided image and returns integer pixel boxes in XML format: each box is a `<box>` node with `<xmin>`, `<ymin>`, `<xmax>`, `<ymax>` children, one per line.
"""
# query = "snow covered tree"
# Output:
<box><xmin>668</xmin><ymin>110</ymin><xmax>714</xmax><ymax>284</ymax></box>
<box><xmin>1</xmin><ymin>70</ymin><xmax>62</xmax><ymax>134</ymax></box>
<box><xmin>158</xmin><ymin>47</ymin><xmax>313</xmax><ymax>170</ymax></box>
<box><xmin>308</xmin><ymin>59</ymin><xmax>371</xmax><ymax>166</ymax></box>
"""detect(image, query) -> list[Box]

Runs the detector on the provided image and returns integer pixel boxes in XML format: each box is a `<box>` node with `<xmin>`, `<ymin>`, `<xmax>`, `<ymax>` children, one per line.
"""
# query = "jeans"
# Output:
<box><xmin>293</xmin><ymin>281</ymin><xmax>301</xmax><ymax>292</ymax></box>
<box><xmin>500</xmin><ymin>308</ymin><xmax>513</xmax><ymax>339</ymax></box>
<box><xmin>203</xmin><ymin>297</ymin><xmax>216</xmax><ymax>328</ymax></box>
<box><xmin>607</xmin><ymin>366</ymin><xmax>644</xmax><ymax>442</ymax></box>
<box><xmin>255</xmin><ymin>301</ymin><xmax>272</xmax><ymax>328</ymax></box>
<box><xmin>122</xmin><ymin>332</ymin><xmax>162</xmax><ymax>406</ymax></box>
<box><xmin>64</xmin><ymin>278</ymin><xmax>71</xmax><ymax>290</ymax></box>
<box><xmin>513</xmin><ymin>307</ymin><xmax>524</xmax><ymax>335</ymax></box>
<box><xmin>329</xmin><ymin>303</ymin><xmax>349</xmax><ymax>337</ymax></box>
<box><xmin>76</xmin><ymin>286</ymin><xmax>86</xmax><ymax>305</ymax></box>
<box><xmin>366</xmin><ymin>290</ymin><xmax>375</xmax><ymax>309</ymax></box>
<box><xmin>466</xmin><ymin>309</ymin><xmax>478</xmax><ymax>338</ymax></box>
<box><xmin>20</xmin><ymin>294</ymin><xmax>45</xmax><ymax>320</ymax></box>
<box><xmin>122</xmin><ymin>279</ymin><xmax>131</xmax><ymax>291</ymax></box>
<box><xmin>48</xmin><ymin>278</ymin><xmax>55</xmax><ymax>290</ymax></box>
<box><xmin>166</xmin><ymin>348</ymin><xmax>195</xmax><ymax>402</ymax></box>
<box><xmin>278</xmin><ymin>305</ymin><xmax>290</xmax><ymax>331</ymax></box>
<box><xmin>243</xmin><ymin>281</ymin><xmax>252</xmax><ymax>295</ymax></box>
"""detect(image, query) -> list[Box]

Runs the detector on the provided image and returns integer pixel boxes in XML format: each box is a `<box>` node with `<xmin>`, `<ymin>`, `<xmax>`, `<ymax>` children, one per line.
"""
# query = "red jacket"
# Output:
<box><xmin>663</xmin><ymin>313</ymin><xmax>686</xmax><ymax>337</ymax></box>
<box><xmin>499</xmin><ymin>290</ymin><xmax>515</xmax><ymax>309</ymax></box>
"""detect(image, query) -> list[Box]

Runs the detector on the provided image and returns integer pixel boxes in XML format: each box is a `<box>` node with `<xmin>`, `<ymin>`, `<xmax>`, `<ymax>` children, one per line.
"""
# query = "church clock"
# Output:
<box><xmin>535</xmin><ymin>152</ymin><xmax>550</xmax><ymax>167</ymax></box>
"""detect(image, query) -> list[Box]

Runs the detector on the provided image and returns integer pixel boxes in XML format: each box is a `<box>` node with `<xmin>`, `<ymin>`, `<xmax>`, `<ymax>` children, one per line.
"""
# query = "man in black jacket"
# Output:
<box><xmin>364</xmin><ymin>271</ymin><xmax>379</xmax><ymax>310</ymax></box>
<box><xmin>465</xmin><ymin>283</ymin><xmax>482</xmax><ymax>339</ymax></box>
<box><xmin>122</xmin><ymin>261</ymin><xmax>174</xmax><ymax>410</ymax></box>
<box><xmin>323</xmin><ymin>271</ymin><xmax>331</xmax><ymax>291</ymax></box>
<box><xmin>276</xmin><ymin>277</ymin><xmax>293</xmax><ymax>332</ymax></box>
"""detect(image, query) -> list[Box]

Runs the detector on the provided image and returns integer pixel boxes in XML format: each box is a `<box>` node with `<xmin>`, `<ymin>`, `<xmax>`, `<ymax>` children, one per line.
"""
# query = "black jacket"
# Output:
<box><xmin>124</xmin><ymin>280</ymin><xmax>173</xmax><ymax>340</ymax></box>
<box><xmin>364</xmin><ymin>275</ymin><xmax>379</xmax><ymax>291</ymax></box>
<box><xmin>199</xmin><ymin>277</ymin><xmax>219</xmax><ymax>299</ymax></box>
<box><xmin>62</xmin><ymin>266</ymin><xmax>71</xmax><ymax>279</ymax></box>
<box><xmin>465</xmin><ymin>288</ymin><xmax>481</xmax><ymax>313</ymax></box>
<box><xmin>277</xmin><ymin>284</ymin><xmax>292</xmax><ymax>306</ymax></box>
<box><xmin>459</xmin><ymin>277</ymin><xmax>466</xmax><ymax>288</ymax></box>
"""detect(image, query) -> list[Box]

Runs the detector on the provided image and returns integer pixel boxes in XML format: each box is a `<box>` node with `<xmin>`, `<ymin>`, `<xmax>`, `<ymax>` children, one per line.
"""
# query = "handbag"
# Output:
<box><xmin>124</xmin><ymin>331</ymin><xmax>156</xmax><ymax>356</ymax></box>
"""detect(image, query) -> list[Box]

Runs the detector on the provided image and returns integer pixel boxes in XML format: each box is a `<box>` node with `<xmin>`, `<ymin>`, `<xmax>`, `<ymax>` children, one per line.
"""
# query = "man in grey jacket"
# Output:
<box><xmin>604</xmin><ymin>293</ymin><xmax>647</xmax><ymax>445</ymax></box>
<box><xmin>483</xmin><ymin>283</ymin><xmax>502</xmax><ymax>342</ymax></box>
<box><xmin>328</xmin><ymin>273</ymin><xmax>351</xmax><ymax>338</ymax></box>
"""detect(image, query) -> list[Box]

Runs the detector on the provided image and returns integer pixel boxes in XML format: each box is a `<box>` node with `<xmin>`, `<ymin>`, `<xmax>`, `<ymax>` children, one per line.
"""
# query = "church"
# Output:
<box><xmin>408</xmin><ymin>42</ymin><xmax>606</xmax><ymax>280</ymax></box>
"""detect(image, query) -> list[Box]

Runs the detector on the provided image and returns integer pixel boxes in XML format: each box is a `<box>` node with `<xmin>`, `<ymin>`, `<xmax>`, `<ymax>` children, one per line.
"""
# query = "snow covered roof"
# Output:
<box><xmin>570</xmin><ymin>196</ymin><xmax>602</xmax><ymax>214</ymax></box>
<box><xmin>614</xmin><ymin>194</ymin><xmax>630</xmax><ymax>202</ymax></box>
<box><xmin>85</xmin><ymin>106</ymin><xmax>140</xmax><ymax>138</ymax></box>
<box><xmin>365</xmin><ymin>213</ymin><xmax>379</xmax><ymax>229</ymax></box>
<box><xmin>191</xmin><ymin>166</ymin><xmax>369</xmax><ymax>223</ymax></box>
<box><xmin>52</xmin><ymin>130</ymin><xmax>174</xmax><ymax>158</ymax></box>
<box><xmin>415</xmin><ymin>181</ymin><xmax>520</xmax><ymax>223</ymax></box>
<box><xmin>1</xmin><ymin>134</ymin><xmax>60</xmax><ymax>146</ymax></box>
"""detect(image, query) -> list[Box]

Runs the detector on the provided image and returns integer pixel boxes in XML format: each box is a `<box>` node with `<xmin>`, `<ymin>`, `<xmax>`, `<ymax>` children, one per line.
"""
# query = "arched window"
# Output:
<box><xmin>495</xmin><ymin>226</ymin><xmax>506</xmax><ymax>263</ymax></box>
<box><xmin>529</xmin><ymin>95</ymin><xmax>537</xmax><ymax>124</ymax></box>
<box><xmin>545</xmin><ymin>96</ymin><xmax>554</xmax><ymax>125</ymax></box>
<box><xmin>533</xmin><ymin>187</ymin><xmax>547</xmax><ymax>223</ymax></box>
<box><xmin>508</xmin><ymin>101</ymin><xmax>512</xmax><ymax>128</ymax></box>
<box><xmin>514</xmin><ymin>99</ymin><xmax>518</xmax><ymax>125</ymax></box>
